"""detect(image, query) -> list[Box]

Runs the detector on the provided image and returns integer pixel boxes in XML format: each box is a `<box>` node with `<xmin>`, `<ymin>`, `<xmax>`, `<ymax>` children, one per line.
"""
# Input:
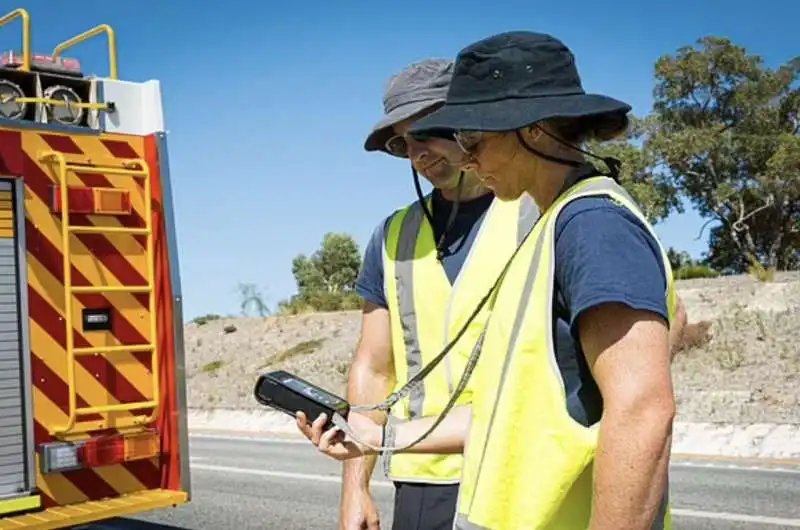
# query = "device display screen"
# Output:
<box><xmin>281</xmin><ymin>376</ymin><xmax>343</xmax><ymax>408</ymax></box>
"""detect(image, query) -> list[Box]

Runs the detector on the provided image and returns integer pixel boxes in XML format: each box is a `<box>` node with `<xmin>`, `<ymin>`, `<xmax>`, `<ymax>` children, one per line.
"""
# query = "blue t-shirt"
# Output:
<box><xmin>551</xmin><ymin>195</ymin><xmax>669</xmax><ymax>427</ymax></box>
<box><xmin>356</xmin><ymin>178</ymin><xmax>668</xmax><ymax>429</ymax></box>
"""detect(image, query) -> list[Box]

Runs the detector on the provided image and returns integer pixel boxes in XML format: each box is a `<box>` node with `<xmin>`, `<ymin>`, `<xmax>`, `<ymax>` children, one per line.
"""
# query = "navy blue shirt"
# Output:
<box><xmin>356</xmin><ymin>183</ymin><xmax>668</xmax><ymax>429</ymax></box>
<box><xmin>552</xmin><ymin>195</ymin><xmax>669</xmax><ymax>427</ymax></box>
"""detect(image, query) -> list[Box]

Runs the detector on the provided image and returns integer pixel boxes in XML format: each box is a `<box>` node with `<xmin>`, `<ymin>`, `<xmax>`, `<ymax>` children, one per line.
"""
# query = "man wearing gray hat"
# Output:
<box><xmin>340</xmin><ymin>59</ymin><xmax>538</xmax><ymax>530</ymax></box>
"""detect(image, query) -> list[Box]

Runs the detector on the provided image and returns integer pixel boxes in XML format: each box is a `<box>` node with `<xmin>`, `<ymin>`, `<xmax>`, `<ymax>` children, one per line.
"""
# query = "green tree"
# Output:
<box><xmin>646</xmin><ymin>36</ymin><xmax>800</xmax><ymax>272</ymax></box>
<box><xmin>292</xmin><ymin>232</ymin><xmax>362</xmax><ymax>293</ymax></box>
<box><xmin>588</xmin><ymin>115</ymin><xmax>680</xmax><ymax>224</ymax></box>
<box><xmin>665</xmin><ymin>246</ymin><xmax>720</xmax><ymax>280</ymax></box>
<box><xmin>284</xmin><ymin>232</ymin><xmax>363</xmax><ymax>312</ymax></box>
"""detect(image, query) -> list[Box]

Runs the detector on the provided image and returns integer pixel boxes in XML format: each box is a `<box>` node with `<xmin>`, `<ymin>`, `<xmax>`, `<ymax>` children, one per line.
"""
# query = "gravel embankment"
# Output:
<box><xmin>185</xmin><ymin>272</ymin><xmax>800</xmax><ymax>425</ymax></box>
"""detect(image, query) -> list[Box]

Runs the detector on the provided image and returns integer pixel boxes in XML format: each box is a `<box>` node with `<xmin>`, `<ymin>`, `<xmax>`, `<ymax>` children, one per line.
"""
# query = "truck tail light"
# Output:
<box><xmin>40</xmin><ymin>430</ymin><xmax>160</xmax><ymax>474</ymax></box>
<box><xmin>50</xmin><ymin>185</ymin><xmax>132</xmax><ymax>216</ymax></box>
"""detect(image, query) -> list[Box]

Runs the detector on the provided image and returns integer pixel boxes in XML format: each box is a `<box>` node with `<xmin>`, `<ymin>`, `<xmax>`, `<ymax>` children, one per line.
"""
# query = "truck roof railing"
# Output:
<box><xmin>52</xmin><ymin>23</ymin><xmax>118</xmax><ymax>80</ymax></box>
<box><xmin>0</xmin><ymin>7</ymin><xmax>118</xmax><ymax>79</ymax></box>
<box><xmin>0</xmin><ymin>8</ymin><xmax>31</xmax><ymax>72</ymax></box>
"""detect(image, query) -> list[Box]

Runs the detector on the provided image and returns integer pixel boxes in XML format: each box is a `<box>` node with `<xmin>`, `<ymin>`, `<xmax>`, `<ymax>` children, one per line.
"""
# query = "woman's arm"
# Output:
<box><xmin>553</xmin><ymin>197</ymin><xmax>676</xmax><ymax>530</ymax></box>
<box><xmin>387</xmin><ymin>404</ymin><xmax>471</xmax><ymax>454</ymax></box>
<box><xmin>296</xmin><ymin>404</ymin><xmax>471</xmax><ymax>461</ymax></box>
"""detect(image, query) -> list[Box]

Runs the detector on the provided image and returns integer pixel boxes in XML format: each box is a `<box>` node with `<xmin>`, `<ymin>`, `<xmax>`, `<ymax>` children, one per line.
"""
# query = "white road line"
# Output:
<box><xmin>190</xmin><ymin>463</ymin><xmax>800</xmax><ymax>526</ymax></box>
<box><xmin>189</xmin><ymin>435</ymin><xmax>800</xmax><ymax>474</ymax></box>
<box><xmin>190</xmin><ymin>433</ymin><xmax>308</xmax><ymax>445</ymax></box>
<box><xmin>190</xmin><ymin>462</ymin><xmax>393</xmax><ymax>488</ymax></box>
<box><xmin>672</xmin><ymin>508</ymin><xmax>800</xmax><ymax>527</ymax></box>
<box><xmin>671</xmin><ymin>461</ymin><xmax>800</xmax><ymax>474</ymax></box>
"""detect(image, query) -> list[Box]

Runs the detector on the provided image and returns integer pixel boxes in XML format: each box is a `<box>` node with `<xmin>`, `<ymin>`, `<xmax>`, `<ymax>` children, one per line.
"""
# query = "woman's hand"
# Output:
<box><xmin>296</xmin><ymin>410</ymin><xmax>383</xmax><ymax>461</ymax></box>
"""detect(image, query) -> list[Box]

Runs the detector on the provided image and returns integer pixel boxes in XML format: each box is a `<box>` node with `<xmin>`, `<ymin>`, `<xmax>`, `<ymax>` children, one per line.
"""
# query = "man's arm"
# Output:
<box><xmin>342</xmin><ymin>301</ymin><xmax>395</xmax><ymax>495</ymax></box>
<box><xmin>579</xmin><ymin>304</ymin><xmax>674</xmax><ymax>530</ymax></box>
<box><xmin>668</xmin><ymin>295</ymin><xmax>688</xmax><ymax>359</ymax></box>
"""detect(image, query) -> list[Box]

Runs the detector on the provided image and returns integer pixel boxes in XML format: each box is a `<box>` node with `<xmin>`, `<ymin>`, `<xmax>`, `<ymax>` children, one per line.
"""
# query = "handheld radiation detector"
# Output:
<box><xmin>254</xmin><ymin>370</ymin><xmax>350</xmax><ymax>430</ymax></box>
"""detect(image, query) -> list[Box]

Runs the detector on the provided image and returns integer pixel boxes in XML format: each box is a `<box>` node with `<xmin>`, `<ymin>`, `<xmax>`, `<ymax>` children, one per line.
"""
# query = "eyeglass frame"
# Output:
<box><xmin>384</xmin><ymin>127</ymin><xmax>473</xmax><ymax>158</ymax></box>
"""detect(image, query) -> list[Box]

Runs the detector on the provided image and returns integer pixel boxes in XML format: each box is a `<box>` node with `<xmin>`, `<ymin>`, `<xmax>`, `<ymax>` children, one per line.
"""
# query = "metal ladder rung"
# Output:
<box><xmin>70</xmin><ymin>284</ymin><xmax>151</xmax><ymax>294</ymax></box>
<box><xmin>63</xmin><ymin>164</ymin><xmax>147</xmax><ymax>178</ymax></box>
<box><xmin>77</xmin><ymin>401</ymin><xmax>157</xmax><ymax>415</ymax></box>
<box><xmin>40</xmin><ymin>152</ymin><xmax>149</xmax><ymax>178</ymax></box>
<box><xmin>74</xmin><ymin>344</ymin><xmax>154</xmax><ymax>356</ymax></box>
<box><xmin>68</xmin><ymin>225</ymin><xmax>150</xmax><ymax>235</ymax></box>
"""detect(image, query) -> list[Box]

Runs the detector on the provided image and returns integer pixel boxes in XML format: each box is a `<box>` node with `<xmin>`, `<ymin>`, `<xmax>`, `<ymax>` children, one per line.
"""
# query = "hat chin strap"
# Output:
<box><xmin>411</xmin><ymin>167</ymin><xmax>464</xmax><ymax>262</ymax></box>
<box><xmin>514</xmin><ymin>128</ymin><xmax>621</xmax><ymax>181</ymax></box>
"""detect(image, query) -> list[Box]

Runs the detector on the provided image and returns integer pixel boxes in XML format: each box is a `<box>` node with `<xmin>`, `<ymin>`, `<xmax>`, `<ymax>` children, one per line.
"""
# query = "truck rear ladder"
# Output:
<box><xmin>39</xmin><ymin>151</ymin><xmax>159</xmax><ymax>436</ymax></box>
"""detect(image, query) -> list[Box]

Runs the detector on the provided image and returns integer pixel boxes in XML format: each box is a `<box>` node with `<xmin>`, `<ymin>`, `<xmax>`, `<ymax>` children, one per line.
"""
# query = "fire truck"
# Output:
<box><xmin>0</xmin><ymin>8</ymin><xmax>191</xmax><ymax>528</ymax></box>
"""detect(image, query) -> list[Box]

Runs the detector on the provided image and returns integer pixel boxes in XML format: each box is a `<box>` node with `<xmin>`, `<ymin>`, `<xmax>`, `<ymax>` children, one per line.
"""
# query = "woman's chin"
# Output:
<box><xmin>478</xmin><ymin>175</ymin><xmax>520</xmax><ymax>201</ymax></box>
<box><xmin>488</xmin><ymin>184</ymin><xmax>519</xmax><ymax>201</ymax></box>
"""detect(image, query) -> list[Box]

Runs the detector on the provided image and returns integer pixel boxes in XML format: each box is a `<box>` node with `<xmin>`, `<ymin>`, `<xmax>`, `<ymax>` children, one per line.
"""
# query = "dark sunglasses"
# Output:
<box><xmin>384</xmin><ymin>129</ymin><xmax>458</xmax><ymax>158</ymax></box>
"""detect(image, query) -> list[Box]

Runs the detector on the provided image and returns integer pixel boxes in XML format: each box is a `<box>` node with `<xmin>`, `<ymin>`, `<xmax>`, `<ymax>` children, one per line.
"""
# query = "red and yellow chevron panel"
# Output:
<box><xmin>0</xmin><ymin>126</ymin><xmax>185</xmax><ymax>517</ymax></box>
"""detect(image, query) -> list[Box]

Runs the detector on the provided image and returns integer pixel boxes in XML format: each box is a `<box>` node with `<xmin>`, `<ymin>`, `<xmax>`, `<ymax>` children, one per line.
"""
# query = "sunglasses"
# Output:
<box><xmin>453</xmin><ymin>131</ymin><xmax>483</xmax><ymax>153</ymax></box>
<box><xmin>384</xmin><ymin>134</ymin><xmax>411</xmax><ymax>158</ymax></box>
<box><xmin>384</xmin><ymin>128</ymin><xmax>469</xmax><ymax>158</ymax></box>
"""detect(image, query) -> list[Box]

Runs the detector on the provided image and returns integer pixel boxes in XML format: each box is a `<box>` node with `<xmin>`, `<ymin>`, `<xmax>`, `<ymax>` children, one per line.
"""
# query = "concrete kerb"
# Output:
<box><xmin>187</xmin><ymin>408</ymin><xmax>800</xmax><ymax>462</ymax></box>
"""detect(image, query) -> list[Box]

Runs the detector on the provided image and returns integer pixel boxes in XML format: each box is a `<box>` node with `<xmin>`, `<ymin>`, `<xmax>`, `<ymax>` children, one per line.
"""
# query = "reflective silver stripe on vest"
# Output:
<box><xmin>442</xmin><ymin>194</ymin><xmax>541</xmax><ymax>392</ymax></box>
<box><xmin>459</xmin><ymin>179</ymin><xmax>669</xmax><ymax>529</ymax></box>
<box><xmin>454</xmin><ymin>514</ymin><xmax>486</xmax><ymax>530</ymax></box>
<box><xmin>465</xmin><ymin>221</ymin><xmax>548</xmax><ymax>518</ymax></box>
<box><xmin>394</xmin><ymin>202</ymin><xmax>427</xmax><ymax>419</ymax></box>
<box><xmin>516</xmin><ymin>193</ymin><xmax>539</xmax><ymax>247</ymax></box>
<box><xmin>394</xmin><ymin>195</ymin><xmax>539</xmax><ymax>419</ymax></box>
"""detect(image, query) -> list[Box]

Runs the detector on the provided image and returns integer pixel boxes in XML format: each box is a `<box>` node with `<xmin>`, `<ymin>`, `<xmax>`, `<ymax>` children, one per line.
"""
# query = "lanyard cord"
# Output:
<box><xmin>338</xmin><ymin>135</ymin><xmax>618</xmax><ymax>453</ymax></box>
<box><xmin>412</xmin><ymin>167</ymin><xmax>465</xmax><ymax>261</ymax></box>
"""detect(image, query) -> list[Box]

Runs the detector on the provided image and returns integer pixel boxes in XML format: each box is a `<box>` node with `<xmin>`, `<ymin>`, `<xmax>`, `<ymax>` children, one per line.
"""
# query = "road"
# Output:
<box><xmin>90</xmin><ymin>434</ymin><xmax>800</xmax><ymax>530</ymax></box>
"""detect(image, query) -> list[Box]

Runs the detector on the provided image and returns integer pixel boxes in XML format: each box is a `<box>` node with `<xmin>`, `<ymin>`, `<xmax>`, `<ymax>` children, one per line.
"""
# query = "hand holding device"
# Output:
<box><xmin>295</xmin><ymin>409</ymin><xmax>382</xmax><ymax>461</ymax></box>
<box><xmin>253</xmin><ymin>370</ymin><xmax>350</xmax><ymax>431</ymax></box>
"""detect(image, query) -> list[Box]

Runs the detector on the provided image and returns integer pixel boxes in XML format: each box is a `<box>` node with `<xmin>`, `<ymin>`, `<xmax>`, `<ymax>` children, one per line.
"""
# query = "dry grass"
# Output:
<box><xmin>671</xmin><ymin>304</ymin><xmax>799</xmax><ymax>423</ymax></box>
<box><xmin>185</xmin><ymin>272</ymin><xmax>800</xmax><ymax>424</ymax></box>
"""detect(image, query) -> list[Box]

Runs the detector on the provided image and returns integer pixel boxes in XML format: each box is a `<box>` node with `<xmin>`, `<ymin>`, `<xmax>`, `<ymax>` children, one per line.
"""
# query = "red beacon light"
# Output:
<box><xmin>0</xmin><ymin>50</ymin><xmax>83</xmax><ymax>77</ymax></box>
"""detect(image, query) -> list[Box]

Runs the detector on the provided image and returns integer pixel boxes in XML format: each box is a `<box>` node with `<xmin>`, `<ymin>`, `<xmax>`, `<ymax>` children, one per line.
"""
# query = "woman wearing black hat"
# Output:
<box><xmin>297</xmin><ymin>31</ymin><xmax>681</xmax><ymax>530</ymax></box>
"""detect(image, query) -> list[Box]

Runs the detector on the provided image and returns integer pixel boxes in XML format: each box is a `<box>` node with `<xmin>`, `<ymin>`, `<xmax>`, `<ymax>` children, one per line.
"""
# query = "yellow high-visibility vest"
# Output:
<box><xmin>456</xmin><ymin>176</ymin><xmax>677</xmax><ymax>529</ymax></box>
<box><xmin>382</xmin><ymin>192</ymin><xmax>539</xmax><ymax>483</ymax></box>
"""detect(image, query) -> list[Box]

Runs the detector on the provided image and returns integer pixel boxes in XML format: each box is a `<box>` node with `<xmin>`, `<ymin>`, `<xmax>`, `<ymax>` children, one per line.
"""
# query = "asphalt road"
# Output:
<box><xmin>89</xmin><ymin>435</ymin><xmax>800</xmax><ymax>530</ymax></box>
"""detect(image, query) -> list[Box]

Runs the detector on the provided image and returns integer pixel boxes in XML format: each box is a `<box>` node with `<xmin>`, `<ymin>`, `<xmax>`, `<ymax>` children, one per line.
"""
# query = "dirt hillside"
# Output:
<box><xmin>184</xmin><ymin>272</ymin><xmax>800</xmax><ymax>424</ymax></box>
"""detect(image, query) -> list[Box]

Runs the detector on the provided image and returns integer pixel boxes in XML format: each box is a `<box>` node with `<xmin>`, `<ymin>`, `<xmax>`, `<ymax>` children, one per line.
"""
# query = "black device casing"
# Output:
<box><xmin>253</xmin><ymin>370</ymin><xmax>350</xmax><ymax>431</ymax></box>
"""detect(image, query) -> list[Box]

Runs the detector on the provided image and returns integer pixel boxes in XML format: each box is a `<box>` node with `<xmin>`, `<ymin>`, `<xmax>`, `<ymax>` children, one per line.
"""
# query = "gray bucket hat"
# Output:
<box><xmin>363</xmin><ymin>58</ymin><xmax>454</xmax><ymax>155</ymax></box>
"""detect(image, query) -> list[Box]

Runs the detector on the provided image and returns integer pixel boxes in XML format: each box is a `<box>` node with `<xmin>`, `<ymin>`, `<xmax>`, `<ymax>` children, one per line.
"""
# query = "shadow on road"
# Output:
<box><xmin>75</xmin><ymin>518</ymin><xmax>192</xmax><ymax>530</ymax></box>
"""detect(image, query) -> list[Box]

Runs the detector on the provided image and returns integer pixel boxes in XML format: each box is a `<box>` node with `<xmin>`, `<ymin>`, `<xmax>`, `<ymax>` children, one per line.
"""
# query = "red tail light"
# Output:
<box><xmin>40</xmin><ymin>430</ymin><xmax>161</xmax><ymax>474</ymax></box>
<box><xmin>51</xmin><ymin>185</ymin><xmax>132</xmax><ymax>215</ymax></box>
<box><xmin>81</xmin><ymin>435</ymin><xmax>126</xmax><ymax>467</ymax></box>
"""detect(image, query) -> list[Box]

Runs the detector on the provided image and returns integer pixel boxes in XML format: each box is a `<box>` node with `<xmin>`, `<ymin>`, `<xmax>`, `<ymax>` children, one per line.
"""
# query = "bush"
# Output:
<box><xmin>192</xmin><ymin>314</ymin><xmax>222</xmax><ymax>326</ymax></box>
<box><xmin>674</xmin><ymin>264</ymin><xmax>720</xmax><ymax>280</ymax></box>
<box><xmin>277</xmin><ymin>291</ymin><xmax>362</xmax><ymax>315</ymax></box>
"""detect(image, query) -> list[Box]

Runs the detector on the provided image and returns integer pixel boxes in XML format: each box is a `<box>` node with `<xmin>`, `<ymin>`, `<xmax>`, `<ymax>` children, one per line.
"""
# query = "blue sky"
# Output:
<box><xmin>4</xmin><ymin>1</ymin><xmax>797</xmax><ymax>320</ymax></box>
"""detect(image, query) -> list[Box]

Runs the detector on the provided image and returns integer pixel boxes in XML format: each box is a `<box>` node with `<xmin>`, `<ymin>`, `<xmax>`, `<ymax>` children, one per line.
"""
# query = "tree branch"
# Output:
<box><xmin>732</xmin><ymin>195</ymin><xmax>775</xmax><ymax>232</ymax></box>
<box><xmin>695</xmin><ymin>218</ymin><xmax>718</xmax><ymax>241</ymax></box>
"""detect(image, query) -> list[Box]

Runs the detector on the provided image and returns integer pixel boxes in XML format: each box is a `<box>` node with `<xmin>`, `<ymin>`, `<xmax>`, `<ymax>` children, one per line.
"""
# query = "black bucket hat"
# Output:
<box><xmin>407</xmin><ymin>31</ymin><xmax>632</xmax><ymax>137</ymax></box>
